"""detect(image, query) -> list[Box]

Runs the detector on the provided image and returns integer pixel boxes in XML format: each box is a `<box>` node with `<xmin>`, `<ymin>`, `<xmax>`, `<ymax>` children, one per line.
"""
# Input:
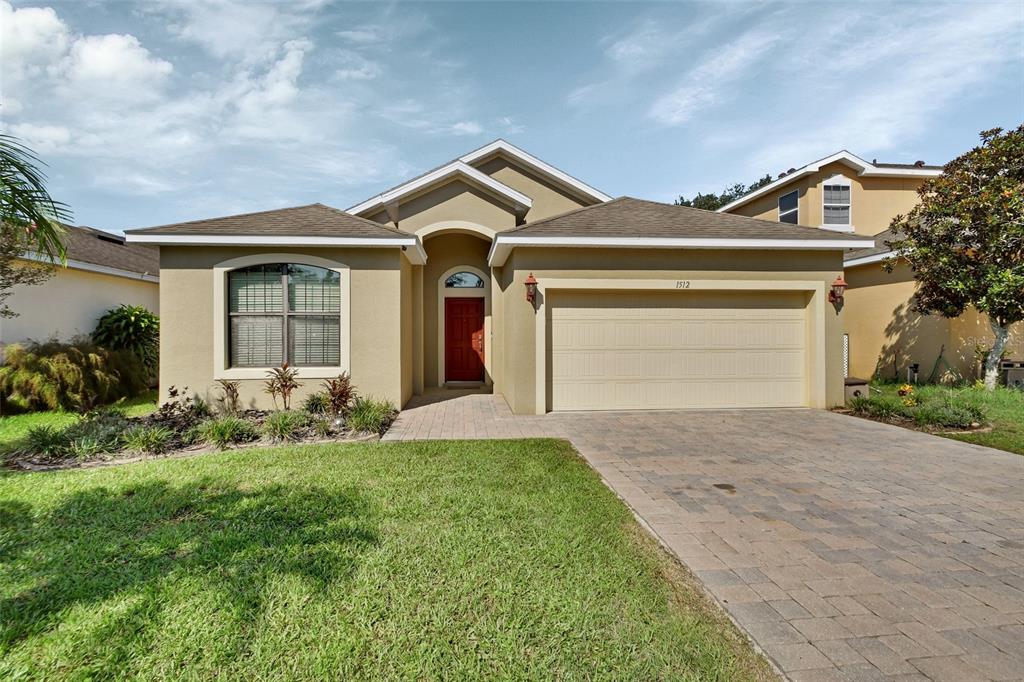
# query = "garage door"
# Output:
<box><xmin>549</xmin><ymin>290</ymin><xmax>808</xmax><ymax>410</ymax></box>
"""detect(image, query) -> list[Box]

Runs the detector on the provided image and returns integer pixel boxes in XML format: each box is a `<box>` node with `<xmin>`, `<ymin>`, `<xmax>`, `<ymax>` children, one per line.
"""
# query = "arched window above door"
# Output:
<box><xmin>444</xmin><ymin>271</ymin><xmax>485</xmax><ymax>288</ymax></box>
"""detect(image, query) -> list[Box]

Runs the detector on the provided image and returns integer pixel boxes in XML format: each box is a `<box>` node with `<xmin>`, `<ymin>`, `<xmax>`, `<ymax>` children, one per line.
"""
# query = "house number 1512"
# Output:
<box><xmin>675</xmin><ymin>280</ymin><xmax>691</xmax><ymax>289</ymax></box>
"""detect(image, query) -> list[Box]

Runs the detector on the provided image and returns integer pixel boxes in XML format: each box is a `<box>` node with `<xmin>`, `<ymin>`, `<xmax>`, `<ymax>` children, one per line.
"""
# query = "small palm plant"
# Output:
<box><xmin>264</xmin><ymin>363</ymin><xmax>300</xmax><ymax>410</ymax></box>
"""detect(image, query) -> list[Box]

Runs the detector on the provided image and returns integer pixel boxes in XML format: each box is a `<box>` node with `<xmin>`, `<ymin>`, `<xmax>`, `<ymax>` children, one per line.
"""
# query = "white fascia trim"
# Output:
<box><xmin>125</xmin><ymin>234</ymin><xmax>428</xmax><ymax>264</ymax></box>
<box><xmin>347</xmin><ymin>160</ymin><xmax>532</xmax><ymax>215</ymax></box>
<box><xmin>21</xmin><ymin>251</ymin><xmax>159</xmax><ymax>283</ymax></box>
<box><xmin>844</xmin><ymin>251</ymin><xmax>891</xmax><ymax>267</ymax></box>
<box><xmin>717</xmin><ymin>150</ymin><xmax>942</xmax><ymax>213</ymax></box>
<box><xmin>488</xmin><ymin>235</ymin><xmax>875</xmax><ymax>266</ymax></box>
<box><xmin>460</xmin><ymin>139</ymin><xmax>613</xmax><ymax>203</ymax></box>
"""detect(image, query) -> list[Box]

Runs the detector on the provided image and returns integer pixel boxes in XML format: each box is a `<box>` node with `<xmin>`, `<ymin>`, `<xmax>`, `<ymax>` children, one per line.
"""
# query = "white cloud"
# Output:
<box><xmin>649</xmin><ymin>30</ymin><xmax>778</xmax><ymax>126</ymax></box>
<box><xmin>497</xmin><ymin>116</ymin><xmax>525</xmax><ymax>135</ymax></box>
<box><xmin>0</xmin><ymin>2</ymin><xmax>69</xmax><ymax>80</ymax></box>
<box><xmin>450</xmin><ymin>121</ymin><xmax>483</xmax><ymax>136</ymax></box>
<box><xmin>336</xmin><ymin>26</ymin><xmax>385</xmax><ymax>44</ymax></box>
<box><xmin>58</xmin><ymin>34</ymin><xmax>172</xmax><ymax>101</ymax></box>
<box><xmin>334</xmin><ymin>50</ymin><xmax>382</xmax><ymax>81</ymax></box>
<box><xmin>9</xmin><ymin>123</ymin><xmax>71</xmax><ymax>152</ymax></box>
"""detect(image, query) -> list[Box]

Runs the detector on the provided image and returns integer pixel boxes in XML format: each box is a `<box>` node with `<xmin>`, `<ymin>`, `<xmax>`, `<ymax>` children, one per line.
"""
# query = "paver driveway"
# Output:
<box><xmin>385</xmin><ymin>393</ymin><xmax>1024</xmax><ymax>681</ymax></box>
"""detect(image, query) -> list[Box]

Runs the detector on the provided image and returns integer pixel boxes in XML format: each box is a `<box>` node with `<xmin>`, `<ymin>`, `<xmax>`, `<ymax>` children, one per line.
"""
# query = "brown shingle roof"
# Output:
<box><xmin>508</xmin><ymin>197</ymin><xmax>870</xmax><ymax>242</ymax></box>
<box><xmin>845</xmin><ymin>228</ymin><xmax>895</xmax><ymax>261</ymax></box>
<box><xmin>63</xmin><ymin>225</ymin><xmax>159</xmax><ymax>275</ymax></box>
<box><xmin>127</xmin><ymin>203</ymin><xmax>407</xmax><ymax>239</ymax></box>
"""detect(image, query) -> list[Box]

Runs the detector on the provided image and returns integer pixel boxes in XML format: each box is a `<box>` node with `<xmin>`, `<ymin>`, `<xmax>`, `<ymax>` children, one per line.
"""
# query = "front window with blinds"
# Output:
<box><xmin>823</xmin><ymin>182</ymin><xmax>851</xmax><ymax>226</ymax></box>
<box><xmin>228</xmin><ymin>264</ymin><xmax>340</xmax><ymax>367</ymax></box>
<box><xmin>778</xmin><ymin>190</ymin><xmax>799</xmax><ymax>224</ymax></box>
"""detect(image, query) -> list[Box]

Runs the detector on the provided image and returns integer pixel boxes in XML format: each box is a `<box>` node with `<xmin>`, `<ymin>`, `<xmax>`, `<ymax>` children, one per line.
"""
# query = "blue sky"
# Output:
<box><xmin>2</xmin><ymin>0</ymin><xmax>1022</xmax><ymax>232</ymax></box>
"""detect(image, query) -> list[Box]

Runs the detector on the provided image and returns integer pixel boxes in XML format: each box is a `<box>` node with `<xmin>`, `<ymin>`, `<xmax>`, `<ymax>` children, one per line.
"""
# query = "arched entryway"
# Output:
<box><xmin>420</xmin><ymin>231</ymin><xmax>492</xmax><ymax>387</ymax></box>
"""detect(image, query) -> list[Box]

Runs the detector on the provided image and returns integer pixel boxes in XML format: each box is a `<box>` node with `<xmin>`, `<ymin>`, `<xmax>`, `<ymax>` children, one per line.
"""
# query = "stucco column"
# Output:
<box><xmin>412</xmin><ymin>264</ymin><xmax>424</xmax><ymax>394</ymax></box>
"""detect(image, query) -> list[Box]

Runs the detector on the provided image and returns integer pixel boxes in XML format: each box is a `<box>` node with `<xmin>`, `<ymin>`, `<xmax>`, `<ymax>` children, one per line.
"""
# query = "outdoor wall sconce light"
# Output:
<box><xmin>524</xmin><ymin>273</ymin><xmax>538</xmax><ymax>303</ymax></box>
<box><xmin>828</xmin><ymin>275</ymin><xmax>848</xmax><ymax>305</ymax></box>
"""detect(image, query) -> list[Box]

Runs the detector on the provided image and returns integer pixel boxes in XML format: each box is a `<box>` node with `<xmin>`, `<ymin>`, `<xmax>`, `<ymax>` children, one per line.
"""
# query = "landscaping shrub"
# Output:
<box><xmin>0</xmin><ymin>338</ymin><xmax>148</xmax><ymax>412</ymax></box>
<box><xmin>215</xmin><ymin>379</ymin><xmax>241</xmax><ymax>414</ymax></box>
<box><xmin>121</xmin><ymin>424</ymin><xmax>174</xmax><ymax>454</ymax></box>
<box><xmin>262</xmin><ymin>410</ymin><xmax>309</xmax><ymax>442</ymax></box>
<box><xmin>311</xmin><ymin>416</ymin><xmax>335</xmax><ymax>438</ymax></box>
<box><xmin>849</xmin><ymin>384</ymin><xmax>988</xmax><ymax>429</ymax></box>
<box><xmin>197</xmin><ymin>416</ymin><xmax>259</xmax><ymax>450</ymax></box>
<box><xmin>345</xmin><ymin>396</ymin><xmax>397</xmax><ymax>435</ymax></box>
<box><xmin>264</xmin><ymin>363</ymin><xmax>300</xmax><ymax>410</ymax></box>
<box><xmin>322</xmin><ymin>372</ymin><xmax>356</xmax><ymax>416</ymax></box>
<box><xmin>151</xmin><ymin>385</ymin><xmax>210</xmax><ymax>431</ymax></box>
<box><xmin>302</xmin><ymin>391</ymin><xmax>330</xmax><ymax>415</ymax></box>
<box><xmin>22</xmin><ymin>425</ymin><xmax>70</xmax><ymax>458</ymax></box>
<box><xmin>91</xmin><ymin>304</ymin><xmax>159</xmax><ymax>377</ymax></box>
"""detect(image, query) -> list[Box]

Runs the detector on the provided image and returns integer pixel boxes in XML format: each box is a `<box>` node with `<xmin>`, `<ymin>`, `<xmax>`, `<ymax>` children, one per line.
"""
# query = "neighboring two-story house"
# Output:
<box><xmin>719</xmin><ymin>150</ymin><xmax>1020</xmax><ymax>382</ymax></box>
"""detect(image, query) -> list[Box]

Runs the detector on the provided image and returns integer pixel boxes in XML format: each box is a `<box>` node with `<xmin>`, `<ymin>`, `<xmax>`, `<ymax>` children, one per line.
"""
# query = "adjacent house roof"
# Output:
<box><xmin>844</xmin><ymin>228</ymin><xmax>895</xmax><ymax>267</ymax></box>
<box><xmin>23</xmin><ymin>224</ymin><xmax>160</xmax><ymax>282</ymax></box>
<box><xmin>717</xmin><ymin>150</ymin><xmax>943</xmax><ymax>213</ymax></box>
<box><xmin>124</xmin><ymin>203</ymin><xmax>426</xmax><ymax>263</ymax></box>
<box><xmin>347</xmin><ymin>139</ymin><xmax>611</xmax><ymax>217</ymax></box>
<box><xmin>488</xmin><ymin>197</ymin><xmax>873</xmax><ymax>266</ymax></box>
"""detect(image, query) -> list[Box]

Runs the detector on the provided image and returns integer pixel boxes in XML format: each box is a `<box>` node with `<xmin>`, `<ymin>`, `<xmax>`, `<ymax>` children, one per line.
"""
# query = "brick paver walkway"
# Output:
<box><xmin>385</xmin><ymin>392</ymin><xmax>1024</xmax><ymax>681</ymax></box>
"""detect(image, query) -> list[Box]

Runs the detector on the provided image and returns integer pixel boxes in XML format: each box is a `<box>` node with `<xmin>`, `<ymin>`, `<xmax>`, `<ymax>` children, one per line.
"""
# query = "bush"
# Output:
<box><xmin>197</xmin><ymin>416</ymin><xmax>259</xmax><ymax>450</ymax></box>
<box><xmin>849</xmin><ymin>386</ymin><xmax>988</xmax><ymax>429</ymax></box>
<box><xmin>18</xmin><ymin>408</ymin><xmax>130</xmax><ymax>459</ymax></box>
<box><xmin>264</xmin><ymin>363</ymin><xmax>300</xmax><ymax>410</ymax></box>
<box><xmin>215</xmin><ymin>379</ymin><xmax>241</xmax><ymax>415</ymax></box>
<box><xmin>345</xmin><ymin>396</ymin><xmax>397</xmax><ymax>435</ymax></box>
<box><xmin>0</xmin><ymin>338</ymin><xmax>148</xmax><ymax>413</ymax></box>
<box><xmin>311</xmin><ymin>417</ymin><xmax>335</xmax><ymax>438</ymax></box>
<box><xmin>92</xmin><ymin>304</ymin><xmax>159</xmax><ymax>377</ymax></box>
<box><xmin>262</xmin><ymin>410</ymin><xmax>309</xmax><ymax>442</ymax></box>
<box><xmin>321</xmin><ymin>373</ymin><xmax>356</xmax><ymax>416</ymax></box>
<box><xmin>302</xmin><ymin>391</ymin><xmax>330</xmax><ymax>415</ymax></box>
<box><xmin>122</xmin><ymin>425</ymin><xmax>174</xmax><ymax>454</ymax></box>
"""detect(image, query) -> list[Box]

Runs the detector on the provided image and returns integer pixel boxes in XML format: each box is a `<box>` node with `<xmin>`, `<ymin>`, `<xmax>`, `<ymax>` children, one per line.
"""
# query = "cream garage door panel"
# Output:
<box><xmin>550</xmin><ymin>290</ymin><xmax>808</xmax><ymax>410</ymax></box>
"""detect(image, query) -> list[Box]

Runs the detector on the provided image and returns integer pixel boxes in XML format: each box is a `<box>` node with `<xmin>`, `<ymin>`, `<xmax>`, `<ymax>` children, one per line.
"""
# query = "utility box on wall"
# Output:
<box><xmin>1002</xmin><ymin>360</ymin><xmax>1024</xmax><ymax>390</ymax></box>
<box><xmin>844</xmin><ymin>377</ymin><xmax>870</xmax><ymax>402</ymax></box>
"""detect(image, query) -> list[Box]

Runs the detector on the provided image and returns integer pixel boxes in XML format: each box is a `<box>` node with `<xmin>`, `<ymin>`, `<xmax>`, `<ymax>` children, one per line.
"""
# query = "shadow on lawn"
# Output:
<box><xmin>0</xmin><ymin>479</ymin><xmax>379</xmax><ymax>654</ymax></box>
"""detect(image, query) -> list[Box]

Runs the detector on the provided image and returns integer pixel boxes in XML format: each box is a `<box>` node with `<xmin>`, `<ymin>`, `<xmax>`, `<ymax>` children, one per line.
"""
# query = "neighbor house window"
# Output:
<box><xmin>444</xmin><ymin>271</ymin><xmax>485</xmax><ymax>288</ymax></box>
<box><xmin>228</xmin><ymin>264</ymin><xmax>340</xmax><ymax>367</ymax></box>
<box><xmin>778</xmin><ymin>190</ymin><xmax>799</xmax><ymax>224</ymax></box>
<box><xmin>822</xmin><ymin>177</ymin><xmax>852</xmax><ymax>227</ymax></box>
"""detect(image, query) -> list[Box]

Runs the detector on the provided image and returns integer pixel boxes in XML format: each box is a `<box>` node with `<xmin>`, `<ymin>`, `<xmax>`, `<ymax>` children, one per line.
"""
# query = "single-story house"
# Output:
<box><xmin>1</xmin><ymin>225</ymin><xmax>159</xmax><ymax>352</ymax></box>
<box><xmin>717</xmin><ymin>150</ymin><xmax>1021</xmax><ymax>381</ymax></box>
<box><xmin>126</xmin><ymin>140</ymin><xmax>870</xmax><ymax>414</ymax></box>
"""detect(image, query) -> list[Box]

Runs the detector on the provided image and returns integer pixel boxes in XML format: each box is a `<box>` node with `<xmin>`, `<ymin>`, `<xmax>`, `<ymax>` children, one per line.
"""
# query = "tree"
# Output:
<box><xmin>886</xmin><ymin>125</ymin><xmax>1024</xmax><ymax>390</ymax></box>
<box><xmin>675</xmin><ymin>173</ymin><xmax>773</xmax><ymax>211</ymax></box>
<box><xmin>1</xmin><ymin>134</ymin><xmax>70</xmax><ymax>262</ymax></box>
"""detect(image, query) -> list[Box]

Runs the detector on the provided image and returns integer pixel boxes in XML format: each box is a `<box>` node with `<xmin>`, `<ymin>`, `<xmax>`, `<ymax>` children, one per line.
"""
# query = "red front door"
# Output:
<box><xmin>445</xmin><ymin>297</ymin><xmax>484</xmax><ymax>382</ymax></box>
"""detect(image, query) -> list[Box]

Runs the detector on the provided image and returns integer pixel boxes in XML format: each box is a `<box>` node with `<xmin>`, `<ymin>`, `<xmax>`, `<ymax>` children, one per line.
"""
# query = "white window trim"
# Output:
<box><xmin>778</xmin><ymin>190</ymin><xmax>799</xmax><ymax>224</ymax></box>
<box><xmin>436</xmin><ymin>265</ymin><xmax>490</xmax><ymax>386</ymax></box>
<box><xmin>213</xmin><ymin>253</ymin><xmax>351</xmax><ymax>380</ymax></box>
<box><xmin>820</xmin><ymin>174</ymin><xmax>854</xmax><ymax>232</ymax></box>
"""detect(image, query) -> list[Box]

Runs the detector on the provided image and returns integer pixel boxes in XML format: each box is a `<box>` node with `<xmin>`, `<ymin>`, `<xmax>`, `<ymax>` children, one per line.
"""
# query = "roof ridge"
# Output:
<box><xmin>664</xmin><ymin>196</ymin><xmax>859</xmax><ymax>236</ymax></box>
<box><xmin>127</xmin><ymin>203</ymin><xmax>327</xmax><ymax>233</ymax></box>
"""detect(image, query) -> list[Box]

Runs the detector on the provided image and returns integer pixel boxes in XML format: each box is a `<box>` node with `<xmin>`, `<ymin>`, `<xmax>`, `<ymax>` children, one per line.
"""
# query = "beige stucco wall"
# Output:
<box><xmin>0</xmin><ymin>264</ymin><xmax>159</xmax><ymax>348</ymax></box>
<box><xmin>158</xmin><ymin>246</ymin><xmax>407</xmax><ymax>410</ymax></box>
<box><xmin>400</xmin><ymin>255</ymin><xmax>413</xmax><ymax>404</ymax></box>
<box><xmin>729</xmin><ymin>162</ymin><xmax>927</xmax><ymax>236</ymax></box>
<box><xmin>421</xmin><ymin>233</ymin><xmax>491</xmax><ymax>387</ymax></box>
<box><xmin>495</xmin><ymin>248</ymin><xmax>847</xmax><ymax>414</ymax></box>
<box><xmin>474</xmin><ymin>155</ymin><xmax>596</xmax><ymax>222</ymax></box>
<box><xmin>844</xmin><ymin>261</ymin><xmax>1024</xmax><ymax>381</ymax></box>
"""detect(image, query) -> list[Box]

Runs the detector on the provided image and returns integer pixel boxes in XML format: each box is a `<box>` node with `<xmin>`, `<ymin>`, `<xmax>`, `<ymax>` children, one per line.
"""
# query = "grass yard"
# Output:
<box><xmin>866</xmin><ymin>383</ymin><xmax>1024</xmax><ymax>455</ymax></box>
<box><xmin>0</xmin><ymin>391</ymin><xmax>158</xmax><ymax>454</ymax></box>
<box><xmin>0</xmin><ymin>439</ymin><xmax>772</xmax><ymax>681</ymax></box>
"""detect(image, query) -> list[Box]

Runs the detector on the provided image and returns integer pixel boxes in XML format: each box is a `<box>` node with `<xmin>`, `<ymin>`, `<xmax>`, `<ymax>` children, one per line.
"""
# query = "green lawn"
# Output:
<box><xmin>0</xmin><ymin>391</ymin><xmax>158</xmax><ymax>453</ymax></box>
<box><xmin>0</xmin><ymin>439</ymin><xmax>772</xmax><ymax>681</ymax></box>
<box><xmin>869</xmin><ymin>383</ymin><xmax>1024</xmax><ymax>455</ymax></box>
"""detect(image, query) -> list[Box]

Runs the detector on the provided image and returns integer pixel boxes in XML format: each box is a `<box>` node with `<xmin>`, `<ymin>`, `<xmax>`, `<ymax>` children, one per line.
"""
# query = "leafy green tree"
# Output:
<box><xmin>675</xmin><ymin>173</ymin><xmax>773</xmax><ymax>211</ymax></box>
<box><xmin>1</xmin><ymin>134</ymin><xmax>70</xmax><ymax>262</ymax></box>
<box><xmin>886</xmin><ymin>125</ymin><xmax>1023</xmax><ymax>390</ymax></box>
